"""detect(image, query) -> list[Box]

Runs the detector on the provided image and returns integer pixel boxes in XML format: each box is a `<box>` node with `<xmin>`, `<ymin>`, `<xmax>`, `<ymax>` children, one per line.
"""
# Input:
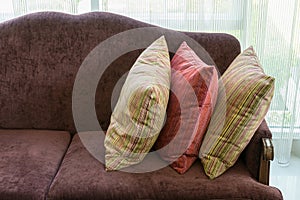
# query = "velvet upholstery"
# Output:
<box><xmin>48</xmin><ymin>134</ymin><xmax>282</xmax><ymax>200</ymax></box>
<box><xmin>0</xmin><ymin>11</ymin><xmax>282</xmax><ymax>199</ymax></box>
<box><xmin>0</xmin><ymin>130</ymin><xmax>70</xmax><ymax>200</ymax></box>
<box><xmin>0</xmin><ymin>12</ymin><xmax>239</xmax><ymax>134</ymax></box>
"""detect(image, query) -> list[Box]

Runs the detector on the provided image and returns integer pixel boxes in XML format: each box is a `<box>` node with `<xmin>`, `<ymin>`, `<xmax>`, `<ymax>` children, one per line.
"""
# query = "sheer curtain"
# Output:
<box><xmin>1</xmin><ymin>0</ymin><xmax>299</xmax><ymax>165</ymax></box>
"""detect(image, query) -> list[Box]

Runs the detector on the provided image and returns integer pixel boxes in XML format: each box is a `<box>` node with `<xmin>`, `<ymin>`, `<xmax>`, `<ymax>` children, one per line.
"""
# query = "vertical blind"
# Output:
<box><xmin>0</xmin><ymin>0</ymin><xmax>299</xmax><ymax>164</ymax></box>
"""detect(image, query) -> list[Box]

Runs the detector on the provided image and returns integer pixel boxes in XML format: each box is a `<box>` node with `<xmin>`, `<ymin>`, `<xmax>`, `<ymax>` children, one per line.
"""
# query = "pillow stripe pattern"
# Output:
<box><xmin>104</xmin><ymin>36</ymin><xmax>171</xmax><ymax>171</ymax></box>
<box><xmin>199</xmin><ymin>46</ymin><xmax>274</xmax><ymax>179</ymax></box>
<box><xmin>154</xmin><ymin>42</ymin><xmax>218</xmax><ymax>174</ymax></box>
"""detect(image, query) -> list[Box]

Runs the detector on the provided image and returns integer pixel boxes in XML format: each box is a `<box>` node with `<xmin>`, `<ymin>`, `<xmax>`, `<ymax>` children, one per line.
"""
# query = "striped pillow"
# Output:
<box><xmin>199</xmin><ymin>46</ymin><xmax>274</xmax><ymax>179</ymax></box>
<box><xmin>104</xmin><ymin>36</ymin><xmax>171</xmax><ymax>171</ymax></box>
<box><xmin>154</xmin><ymin>42</ymin><xmax>218</xmax><ymax>174</ymax></box>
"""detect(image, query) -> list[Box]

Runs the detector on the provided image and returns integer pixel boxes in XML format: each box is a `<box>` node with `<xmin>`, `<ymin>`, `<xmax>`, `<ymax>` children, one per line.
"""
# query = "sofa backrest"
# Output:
<box><xmin>0</xmin><ymin>12</ymin><xmax>240</xmax><ymax>134</ymax></box>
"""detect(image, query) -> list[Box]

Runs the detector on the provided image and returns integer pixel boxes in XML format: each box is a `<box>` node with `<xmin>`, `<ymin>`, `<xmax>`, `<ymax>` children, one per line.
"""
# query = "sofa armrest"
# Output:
<box><xmin>259</xmin><ymin>138</ymin><xmax>274</xmax><ymax>185</ymax></box>
<box><xmin>242</xmin><ymin>119</ymin><xmax>273</xmax><ymax>183</ymax></box>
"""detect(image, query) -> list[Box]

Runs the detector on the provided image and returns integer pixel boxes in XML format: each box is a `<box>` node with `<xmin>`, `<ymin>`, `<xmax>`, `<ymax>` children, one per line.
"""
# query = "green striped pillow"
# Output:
<box><xmin>199</xmin><ymin>46</ymin><xmax>274</xmax><ymax>179</ymax></box>
<box><xmin>104</xmin><ymin>36</ymin><xmax>171</xmax><ymax>171</ymax></box>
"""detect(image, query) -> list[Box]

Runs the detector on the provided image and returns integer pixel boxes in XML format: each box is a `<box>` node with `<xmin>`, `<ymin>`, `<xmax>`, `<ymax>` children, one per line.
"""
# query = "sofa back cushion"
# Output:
<box><xmin>0</xmin><ymin>12</ymin><xmax>240</xmax><ymax>134</ymax></box>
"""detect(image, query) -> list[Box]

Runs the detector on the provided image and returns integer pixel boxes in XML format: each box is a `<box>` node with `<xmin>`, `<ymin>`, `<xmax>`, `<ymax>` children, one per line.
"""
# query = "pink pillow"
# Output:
<box><xmin>154</xmin><ymin>42</ymin><xmax>218</xmax><ymax>174</ymax></box>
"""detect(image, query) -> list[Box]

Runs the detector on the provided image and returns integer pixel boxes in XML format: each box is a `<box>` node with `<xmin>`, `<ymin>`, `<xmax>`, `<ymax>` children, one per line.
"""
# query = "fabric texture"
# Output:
<box><xmin>48</xmin><ymin>133</ymin><xmax>283</xmax><ymax>200</ymax></box>
<box><xmin>104</xmin><ymin>36</ymin><xmax>171</xmax><ymax>171</ymax></box>
<box><xmin>0</xmin><ymin>130</ymin><xmax>70</xmax><ymax>200</ymax></box>
<box><xmin>199</xmin><ymin>46</ymin><xmax>275</xmax><ymax>179</ymax></box>
<box><xmin>154</xmin><ymin>42</ymin><xmax>218</xmax><ymax>174</ymax></box>
<box><xmin>0</xmin><ymin>12</ymin><xmax>281</xmax><ymax>197</ymax></box>
<box><xmin>0</xmin><ymin>12</ymin><xmax>240</xmax><ymax>135</ymax></box>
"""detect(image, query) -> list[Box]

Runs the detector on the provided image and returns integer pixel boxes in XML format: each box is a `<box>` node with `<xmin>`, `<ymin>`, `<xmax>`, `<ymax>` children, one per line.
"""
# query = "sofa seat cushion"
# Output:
<box><xmin>48</xmin><ymin>133</ymin><xmax>282</xmax><ymax>200</ymax></box>
<box><xmin>0</xmin><ymin>130</ymin><xmax>70</xmax><ymax>200</ymax></box>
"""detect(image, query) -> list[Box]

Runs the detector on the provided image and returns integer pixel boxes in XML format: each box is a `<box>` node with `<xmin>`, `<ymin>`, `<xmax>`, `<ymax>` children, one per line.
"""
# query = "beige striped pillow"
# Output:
<box><xmin>199</xmin><ymin>46</ymin><xmax>274</xmax><ymax>179</ymax></box>
<box><xmin>104</xmin><ymin>36</ymin><xmax>171</xmax><ymax>171</ymax></box>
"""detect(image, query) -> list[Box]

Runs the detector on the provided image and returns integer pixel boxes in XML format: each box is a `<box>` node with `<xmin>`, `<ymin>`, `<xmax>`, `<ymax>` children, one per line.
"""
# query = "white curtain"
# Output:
<box><xmin>0</xmin><ymin>0</ymin><xmax>78</xmax><ymax>20</ymax></box>
<box><xmin>1</xmin><ymin>0</ymin><xmax>299</xmax><ymax>165</ymax></box>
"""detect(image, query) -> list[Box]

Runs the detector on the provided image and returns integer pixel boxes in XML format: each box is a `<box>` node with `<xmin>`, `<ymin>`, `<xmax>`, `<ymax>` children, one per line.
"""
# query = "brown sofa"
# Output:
<box><xmin>0</xmin><ymin>12</ymin><xmax>283</xmax><ymax>200</ymax></box>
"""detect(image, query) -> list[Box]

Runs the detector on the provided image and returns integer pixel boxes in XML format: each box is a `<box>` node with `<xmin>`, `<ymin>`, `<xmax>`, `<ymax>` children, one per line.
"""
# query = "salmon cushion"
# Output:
<box><xmin>154</xmin><ymin>42</ymin><xmax>218</xmax><ymax>174</ymax></box>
